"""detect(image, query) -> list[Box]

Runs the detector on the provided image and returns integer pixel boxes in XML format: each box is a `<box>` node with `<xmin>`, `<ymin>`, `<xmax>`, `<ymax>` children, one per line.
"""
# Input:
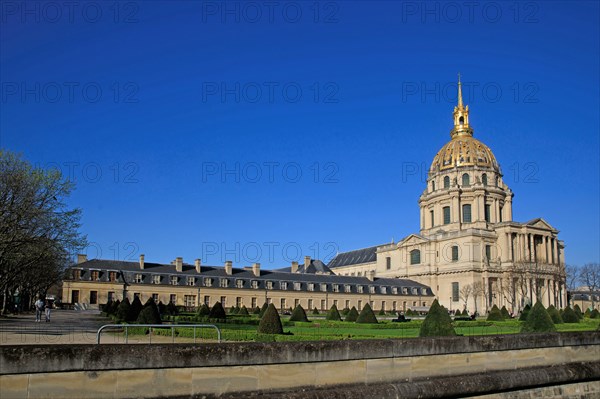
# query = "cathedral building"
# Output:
<box><xmin>329</xmin><ymin>78</ymin><xmax>567</xmax><ymax>314</ymax></box>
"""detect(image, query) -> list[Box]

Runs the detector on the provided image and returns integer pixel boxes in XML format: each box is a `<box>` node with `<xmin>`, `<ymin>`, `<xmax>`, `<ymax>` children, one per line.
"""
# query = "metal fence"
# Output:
<box><xmin>96</xmin><ymin>324</ymin><xmax>221</xmax><ymax>344</ymax></box>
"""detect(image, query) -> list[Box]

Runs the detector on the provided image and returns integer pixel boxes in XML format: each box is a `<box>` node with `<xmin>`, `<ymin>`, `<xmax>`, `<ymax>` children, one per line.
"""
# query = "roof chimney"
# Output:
<box><xmin>225</xmin><ymin>260</ymin><xmax>232</xmax><ymax>275</ymax></box>
<box><xmin>77</xmin><ymin>254</ymin><xmax>88</xmax><ymax>264</ymax></box>
<box><xmin>368</xmin><ymin>270</ymin><xmax>375</xmax><ymax>282</ymax></box>
<box><xmin>175</xmin><ymin>257</ymin><xmax>183</xmax><ymax>272</ymax></box>
<box><xmin>291</xmin><ymin>261</ymin><xmax>299</xmax><ymax>273</ymax></box>
<box><xmin>195</xmin><ymin>259</ymin><xmax>201</xmax><ymax>273</ymax></box>
<box><xmin>252</xmin><ymin>262</ymin><xmax>260</xmax><ymax>277</ymax></box>
<box><xmin>304</xmin><ymin>256</ymin><xmax>311</xmax><ymax>270</ymax></box>
<box><xmin>139</xmin><ymin>254</ymin><xmax>145</xmax><ymax>270</ymax></box>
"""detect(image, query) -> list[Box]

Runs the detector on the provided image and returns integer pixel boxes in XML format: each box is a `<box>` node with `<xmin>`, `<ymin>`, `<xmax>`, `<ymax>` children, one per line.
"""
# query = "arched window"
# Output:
<box><xmin>443</xmin><ymin>176</ymin><xmax>450</xmax><ymax>189</ymax></box>
<box><xmin>462</xmin><ymin>204</ymin><xmax>472</xmax><ymax>223</ymax></box>
<box><xmin>410</xmin><ymin>249</ymin><xmax>421</xmax><ymax>265</ymax></box>
<box><xmin>482</xmin><ymin>173</ymin><xmax>488</xmax><ymax>186</ymax></box>
<box><xmin>459</xmin><ymin>116</ymin><xmax>464</xmax><ymax>125</ymax></box>
<box><xmin>462</xmin><ymin>173</ymin><xmax>470</xmax><ymax>187</ymax></box>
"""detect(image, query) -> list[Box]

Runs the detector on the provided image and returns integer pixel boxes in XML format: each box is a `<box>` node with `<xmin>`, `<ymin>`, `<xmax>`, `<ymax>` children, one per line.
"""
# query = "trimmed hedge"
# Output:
<box><xmin>257</xmin><ymin>303</ymin><xmax>283</xmax><ymax>334</ymax></box>
<box><xmin>561</xmin><ymin>306</ymin><xmax>579</xmax><ymax>323</ymax></box>
<box><xmin>326</xmin><ymin>304</ymin><xmax>342</xmax><ymax>321</ymax></box>
<box><xmin>487</xmin><ymin>305</ymin><xmax>504</xmax><ymax>321</ymax></box>
<box><xmin>289</xmin><ymin>304</ymin><xmax>309</xmax><ymax>322</ymax></box>
<box><xmin>208</xmin><ymin>302</ymin><xmax>227</xmax><ymax>320</ymax></box>
<box><xmin>345</xmin><ymin>306</ymin><xmax>359</xmax><ymax>322</ymax></box>
<box><xmin>520</xmin><ymin>302</ymin><xmax>556</xmax><ymax>333</ymax></box>
<box><xmin>419</xmin><ymin>299</ymin><xmax>456</xmax><ymax>337</ymax></box>
<box><xmin>356</xmin><ymin>303</ymin><xmax>378</xmax><ymax>324</ymax></box>
<box><xmin>546</xmin><ymin>305</ymin><xmax>563</xmax><ymax>324</ymax></box>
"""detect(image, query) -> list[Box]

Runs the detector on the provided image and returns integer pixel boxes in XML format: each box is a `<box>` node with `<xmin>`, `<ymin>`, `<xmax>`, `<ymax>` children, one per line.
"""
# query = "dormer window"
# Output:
<box><xmin>320</xmin><ymin>283</ymin><xmax>327</xmax><ymax>292</ymax></box>
<box><xmin>219</xmin><ymin>278</ymin><xmax>229</xmax><ymax>288</ymax></box>
<box><xmin>204</xmin><ymin>277</ymin><xmax>213</xmax><ymax>287</ymax></box>
<box><xmin>236</xmin><ymin>279</ymin><xmax>244</xmax><ymax>288</ymax></box>
<box><xmin>170</xmin><ymin>276</ymin><xmax>178</xmax><ymax>285</ymax></box>
<box><xmin>357</xmin><ymin>285</ymin><xmax>364</xmax><ymax>293</ymax></box>
<box><xmin>152</xmin><ymin>275</ymin><xmax>161</xmax><ymax>284</ymax></box>
<box><xmin>369</xmin><ymin>286</ymin><xmax>375</xmax><ymax>294</ymax></box>
<box><xmin>294</xmin><ymin>282</ymin><xmax>301</xmax><ymax>291</ymax></box>
<box><xmin>135</xmin><ymin>274</ymin><xmax>143</xmax><ymax>283</ymax></box>
<box><xmin>280</xmin><ymin>281</ymin><xmax>288</xmax><ymax>290</ymax></box>
<box><xmin>266</xmin><ymin>281</ymin><xmax>273</xmax><ymax>290</ymax></box>
<box><xmin>91</xmin><ymin>270</ymin><xmax>99</xmax><ymax>281</ymax></box>
<box><xmin>345</xmin><ymin>284</ymin><xmax>351</xmax><ymax>293</ymax></box>
<box><xmin>308</xmin><ymin>283</ymin><xmax>314</xmax><ymax>291</ymax></box>
<box><xmin>251</xmin><ymin>280</ymin><xmax>259</xmax><ymax>289</ymax></box>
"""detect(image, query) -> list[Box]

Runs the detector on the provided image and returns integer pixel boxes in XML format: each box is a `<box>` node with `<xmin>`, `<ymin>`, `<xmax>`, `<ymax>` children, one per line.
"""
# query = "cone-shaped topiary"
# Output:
<box><xmin>257</xmin><ymin>303</ymin><xmax>283</xmax><ymax>334</ymax></box>
<box><xmin>561</xmin><ymin>306</ymin><xmax>579</xmax><ymax>323</ymax></box>
<box><xmin>312</xmin><ymin>307</ymin><xmax>319</xmax><ymax>315</ymax></box>
<box><xmin>252</xmin><ymin>306</ymin><xmax>261</xmax><ymax>315</ymax></box>
<box><xmin>127</xmin><ymin>296</ymin><xmax>143</xmax><ymax>322</ymax></box>
<box><xmin>356</xmin><ymin>303</ymin><xmax>378</xmax><ymax>324</ymax></box>
<box><xmin>591</xmin><ymin>309</ymin><xmax>600</xmax><ymax>319</ymax></box>
<box><xmin>419</xmin><ymin>299</ymin><xmax>456</xmax><ymax>337</ymax></box>
<box><xmin>166</xmin><ymin>301</ymin><xmax>178</xmax><ymax>316</ymax></box>
<box><xmin>289</xmin><ymin>304</ymin><xmax>309</xmax><ymax>322</ymax></box>
<box><xmin>546</xmin><ymin>305</ymin><xmax>563</xmax><ymax>324</ymax></box>
<box><xmin>259</xmin><ymin>303</ymin><xmax>269</xmax><ymax>318</ymax></box>
<box><xmin>209</xmin><ymin>301</ymin><xmax>227</xmax><ymax>320</ymax></box>
<box><xmin>500</xmin><ymin>306</ymin><xmax>511</xmax><ymax>319</ymax></box>
<box><xmin>115</xmin><ymin>298</ymin><xmax>130</xmax><ymax>322</ymax></box>
<box><xmin>110</xmin><ymin>299</ymin><xmax>121</xmax><ymax>315</ymax></box>
<box><xmin>341</xmin><ymin>307</ymin><xmax>350</xmax><ymax>316</ymax></box>
<box><xmin>345</xmin><ymin>306</ymin><xmax>359</xmax><ymax>322</ymax></box>
<box><xmin>238</xmin><ymin>305</ymin><xmax>250</xmax><ymax>316</ymax></box>
<box><xmin>487</xmin><ymin>305</ymin><xmax>504</xmax><ymax>321</ymax></box>
<box><xmin>519</xmin><ymin>304</ymin><xmax>531</xmax><ymax>321</ymax></box>
<box><xmin>378</xmin><ymin>308</ymin><xmax>386</xmax><ymax>316</ymax></box>
<box><xmin>197</xmin><ymin>303</ymin><xmax>210</xmax><ymax>317</ymax></box>
<box><xmin>137</xmin><ymin>298</ymin><xmax>162</xmax><ymax>324</ymax></box>
<box><xmin>521</xmin><ymin>302</ymin><xmax>556</xmax><ymax>333</ymax></box>
<box><xmin>573</xmin><ymin>304</ymin><xmax>583</xmax><ymax>319</ymax></box>
<box><xmin>156</xmin><ymin>301</ymin><xmax>165</xmax><ymax>316</ymax></box>
<box><xmin>326</xmin><ymin>304</ymin><xmax>342</xmax><ymax>321</ymax></box>
<box><xmin>461</xmin><ymin>309</ymin><xmax>469</xmax><ymax>316</ymax></box>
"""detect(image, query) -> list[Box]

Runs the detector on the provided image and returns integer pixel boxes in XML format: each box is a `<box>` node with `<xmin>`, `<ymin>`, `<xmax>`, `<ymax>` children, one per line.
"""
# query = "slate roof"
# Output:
<box><xmin>276</xmin><ymin>260</ymin><xmax>334</xmax><ymax>274</ymax></box>
<box><xmin>68</xmin><ymin>259</ymin><xmax>434</xmax><ymax>296</ymax></box>
<box><xmin>327</xmin><ymin>245</ymin><xmax>381</xmax><ymax>268</ymax></box>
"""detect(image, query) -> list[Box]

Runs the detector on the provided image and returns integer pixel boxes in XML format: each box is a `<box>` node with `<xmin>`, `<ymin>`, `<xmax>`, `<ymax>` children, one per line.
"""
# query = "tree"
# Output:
<box><xmin>257</xmin><ymin>303</ymin><xmax>283</xmax><ymax>334</ymax></box>
<box><xmin>326</xmin><ymin>304</ymin><xmax>342</xmax><ymax>321</ymax></box>
<box><xmin>521</xmin><ymin>302</ymin><xmax>556</xmax><ymax>333</ymax></box>
<box><xmin>471</xmin><ymin>281</ymin><xmax>484</xmax><ymax>314</ymax></box>
<box><xmin>209</xmin><ymin>301</ymin><xmax>226</xmax><ymax>320</ymax></box>
<box><xmin>459</xmin><ymin>284</ymin><xmax>473</xmax><ymax>312</ymax></box>
<box><xmin>289</xmin><ymin>304</ymin><xmax>308</xmax><ymax>322</ymax></box>
<box><xmin>345</xmin><ymin>306</ymin><xmax>359</xmax><ymax>322</ymax></box>
<box><xmin>565</xmin><ymin>264</ymin><xmax>580</xmax><ymax>292</ymax></box>
<box><xmin>0</xmin><ymin>150</ymin><xmax>87</xmax><ymax>313</ymax></box>
<box><xmin>356</xmin><ymin>303</ymin><xmax>378</xmax><ymax>324</ymax></box>
<box><xmin>419</xmin><ymin>299</ymin><xmax>456</xmax><ymax>337</ymax></box>
<box><xmin>579</xmin><ymin>263</ymin><xmax>599</xmax><ymax>310</ymax></box>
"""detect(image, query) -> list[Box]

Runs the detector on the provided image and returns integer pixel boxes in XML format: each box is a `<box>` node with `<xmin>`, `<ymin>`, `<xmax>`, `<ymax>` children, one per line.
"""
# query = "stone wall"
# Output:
<box><xmin>1</xmin><ymin>332</ymin><xmax>599</xmax><ymax>399</ymax></box>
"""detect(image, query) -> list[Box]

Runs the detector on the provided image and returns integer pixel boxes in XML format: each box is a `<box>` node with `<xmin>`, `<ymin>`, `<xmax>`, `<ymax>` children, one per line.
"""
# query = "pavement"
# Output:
<box><xmin>0</xmin><ymin>310</ymin><xmax>210</xmax><ymax>345</ymax></box>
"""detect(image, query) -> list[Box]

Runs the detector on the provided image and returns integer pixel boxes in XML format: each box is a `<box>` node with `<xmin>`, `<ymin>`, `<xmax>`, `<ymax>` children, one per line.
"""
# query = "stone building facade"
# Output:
<box><xmin>329</xmin><ymin>79</ymin><xmax>567</xmax><ymax>314</ymax></box>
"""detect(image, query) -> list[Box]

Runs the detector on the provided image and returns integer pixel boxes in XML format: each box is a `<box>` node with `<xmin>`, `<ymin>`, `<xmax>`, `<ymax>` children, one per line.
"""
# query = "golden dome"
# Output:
<box><xmin>430</xmin><ymin>136</ymin><xmax>499</xmax><ymax>173</ymax></box>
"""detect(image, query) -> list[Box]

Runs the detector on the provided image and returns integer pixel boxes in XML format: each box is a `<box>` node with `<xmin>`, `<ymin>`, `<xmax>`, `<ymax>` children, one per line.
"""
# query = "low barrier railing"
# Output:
<box><xmin>96</xmin><ymin>324</ymin><xmax>221</xmax><ymax>344</ymax></box>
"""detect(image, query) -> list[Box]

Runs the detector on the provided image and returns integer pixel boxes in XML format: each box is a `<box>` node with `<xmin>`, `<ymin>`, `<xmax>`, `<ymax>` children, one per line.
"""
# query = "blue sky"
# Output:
<box><xmin>1</xmin><ymin>1</ymin><xmax>598</xmax><ymax>268</ymax></box>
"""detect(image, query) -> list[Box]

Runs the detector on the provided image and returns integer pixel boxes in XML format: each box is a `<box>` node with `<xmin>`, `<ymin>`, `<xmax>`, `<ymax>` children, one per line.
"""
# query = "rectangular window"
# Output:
<box><xmin>381</xmin><ymin>301</ymin><xmax>386</xmax><ymax>311</ymax></box>
<box><xmin>320</xmin><ymin>283</ymin><xmax>327</xmax><ymax>292</ymax></box>
<box><xmin>152</xmin><ymin>293</ymin><xmax>158</xmax><ymax>302</ymax></box>
<box><xmin>381</xmin><ymin>286</ymin><xmax>387</xmax><ymax>294</ymax></box>
<box><xmin>294</xmin><ymin>282</ymin><xmax>301</xmax><ymax>290</ymax></box>
<box><xmin>369</xmin><ymin>286</ymin><xmax>375</xmax><ymax>294</ymax></box>
<box><xmin>266</xmin><ymin>281</ymin><xmax>273</xmax><ymax>290</ymax></box>
<box><xmin>169</xmin><ymin>294</ymin><xmax>177</xmax><ymax>304</ymax></box>
<box><xmin>308</xmin><ymin>283</ymin><xmax>314</xmax><ymax>291</ymax></box>
<box><xmin>410</xmin><ymin>250</ymin><xmax>421</xmax><ymax>265</ymax></box>
<box><xmin>462</xmin><ymin>204</ymin><xmax>472</xmax><ymax>223</ymax></box>
<box><xmin>204</xmin><ymin>295</ymin><xmax>210</xmax><ymax>305</ymax></box>
<box><xmin>109</xmin><ymin>271</ymin><xmax>117</xmax><ymax>282</ymax></box>
<box><xmin>280</xmin><ymin>298</ymin><xmax>286</xmax><ymax>310</ymax></box>
<box><xmin>421</xmin><ymin>288</ymin><xmax>427</xmax><ymax>295</ymax></box>
<box><xmin>358</xmin><ymin>300</ymin><xmax>362</xmax><ymax>311</ymax></box>
<box><xmin>184</xmin><ymin>295</ymin><xmax>196</xmax><ymax>307</ymax></box>
<box><xmin>251</xmin><ymin>297</ymin><xmax>257</xmax><ymax>308</ymax></box>
<box><xmin>280</xmin><ymin>282</ymin><xmax>288</xmax><ymax>290</ymax></box>
<box><xmin>187</xmin><ymin>277</ymin><xmax>195</xmax><ymax>286</ymax></box>
<box><xmin>345</xmin><ymin>285</ymin><xmax>351</xmax><ymax>293</ymax></box>
<box><xmin>295</xmin><ymin>299</ymin><xmax>300</xmax><ymax>307</ymax></box>
<box><xmin>345</xmin><ymin>300</ymin><xmax>350</xmax><ymax>309</ymax></box>
<box><xmin>333</xmin><ymin>284</ymin><xmax>339</xmax><ymax>293</ymax></box>
<box><xmin>204</xmin><ymin>278</ymin><xmax>212</xmax><ymax>287</ymax></box>
<box><xmin>402</xmin><ymin>287</ymin><xmax>408</xmax><ymax>295</ymax></box>
<box><xmin>485</xmin><ymin>204</ymin><xmax>491</xmax><ymax>222</ymax></box>
<box><xmin>320</xmin><ymin>299</ymin><xmax>326</xmax><ymax>310</ymax></box>
<box><xmin>452</xmin><ymin>246</ymin><xmax>459</xmax><ymax>262</ymax></box>
<box><xmin>392</xmin><ymin>287</ymin><xmax>398</xmax><ymax>294</ymax></box>
<box><xmin>333</xmin><ymin>299</ymin><xmax>338</xmax><ymax>307</ymax></box>
<box><xmin>452</xmin><ymin>282</ymin><xmax>459</xmax><ymax>302</ymax></box>
<box><xmin>91</xmin><ymin>271</ymin><xmax>99</xmax><ymax>281</ymax></box>
<box><xmin>236</xmin><ymin>279</ymin><xmax>244</xmax><ymax>288</ymax></box>
<box><xmin>357</xmin><ymin>285</ymin><xmax>363</xmax><ymax>294</ymax></box>
<box><xmin>90</xmin><ymin>291</ymin><xmax>97</xmax><ymax>304</ymax></box>
<box><xmin>153</xmin><ymin>275</ymin><xmax>161</xmax><ymax>284</ymax></box>
<box><xmin>220</xmin><ymin>296</ymin><xmax>226</xmax><ymax>306</ymax></box>
<box><xmin>236</xmin><ymin>297</ymin><xmax>243</xmax><ymax>307</ymax></box>
<box><xmin>393</xmin><ymin>301</ymin><xmax>397</xmax><ymax>311</ymax></box>
<box><xmin>170</xmin><ymin>276</ymin><xmax>178</xmax><ymax>285</ymax></box>
<box><xmin>107</xmin><ymin>292</ymin><xmax>115</xmax><ymax>302</ymax></box>
<box><xmin>219</xmin><ymin>279</ymin><xmax>228</xmax><ymax>288</ymax></box>
<box><xmin>386</xmin><ymin>257</ymin><xmax>391</xmax><ymax>270</ymax></box>
<box><xmin>485</xmin><ymin>245</ymin><xmax>491</xmax><ymax>260</ymax></box>
<box><xmin>430</xmin><ymin>210</ymin><xmax>434</xmax><ymax>227</ymax></box>
<box><xmin>412</xmin><ymin>287</ymin><xmax>418</xmax><ymax>295</ymax></box>
<box><xmin>443</xmin><ymin>206</ymin><xmax>451</xmax><ymax>224</ymax></box>
<box><xmin>251</xmin><ymin>280</ymin><xmax>259</xmax><ymax>289</ymax></box>
<box><xmin>135</xmin><ymin>274</ymin><xmax>143</xmax><ymax>283</ymax></box>
<box><xmin>308</xmin><ymin>299</ymin><xmax>313</xmax><ymax>309</ymax></box>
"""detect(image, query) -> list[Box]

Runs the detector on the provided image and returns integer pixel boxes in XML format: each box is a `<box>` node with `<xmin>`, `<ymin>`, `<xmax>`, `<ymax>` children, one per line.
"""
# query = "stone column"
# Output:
<box><xmin>553</xmin><ymin>238</ymin><xmax>558</xmax><ymax>265</ymax></box>
<box><xmin>507</xmin><ymin>233</ymin><xmax>513</xmax><ymax>262</ymax></box>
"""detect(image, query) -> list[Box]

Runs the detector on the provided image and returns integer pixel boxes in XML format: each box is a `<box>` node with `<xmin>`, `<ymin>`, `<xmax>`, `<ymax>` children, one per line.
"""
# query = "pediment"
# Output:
<box><xmin>525</xmin><ymin>218</ymin><xmax>556</xmax><ymax>231</ymax></box>
<box><xmin>398</xmin><ymin>234</ymin><xmax>429</xmax><ymax>247</ymax></box>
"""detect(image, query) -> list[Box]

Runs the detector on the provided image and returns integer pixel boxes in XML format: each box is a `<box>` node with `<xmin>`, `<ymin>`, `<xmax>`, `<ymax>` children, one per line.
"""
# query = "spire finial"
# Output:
<box><xmin>457</xmin><ymin>73</ymin><xmax>463</xmax><ymax>108</ymax></box>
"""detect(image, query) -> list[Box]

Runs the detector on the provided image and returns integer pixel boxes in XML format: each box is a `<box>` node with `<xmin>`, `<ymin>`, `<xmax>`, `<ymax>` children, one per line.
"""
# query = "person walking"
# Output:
<box><xmin>44</xmin><ymin>299</ymin><xmax>52</xmax><ymax>322</ymax></box>
<box><xmin>35</xmin><ymin>296</ymin><xmax>44</xmax><ymax>322</ymax></box>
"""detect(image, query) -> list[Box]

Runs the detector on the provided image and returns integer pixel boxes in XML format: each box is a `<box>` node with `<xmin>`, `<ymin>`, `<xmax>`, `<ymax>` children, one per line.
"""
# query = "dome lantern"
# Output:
<box><xmin>451</xmin><ymin>74</ymin><xmax>473</xmax><ymax>139</ymax></box>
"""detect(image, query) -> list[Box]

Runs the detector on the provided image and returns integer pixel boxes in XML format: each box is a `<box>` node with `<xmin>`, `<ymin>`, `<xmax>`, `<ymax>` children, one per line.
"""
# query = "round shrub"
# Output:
<box><xmin>546</xmin><ymin>305</ymin><xmax>563</xmax><ymax>324</ymax></box>
<box><xmin>115</xmin><ymin>298</ymin><xmax>130</xmax><ymax>322</ymax></box>
<box><xmin>197</xmin><ymin>303</ymin><xmax>210</xmax><ymax>317</ymax></box>
<box><xmin>257</xmin><ymin>303</ymin><xmax>283</xmax><ymax>334</ymax></box>
<box><xmin>500</xmin><ymin>306</ymin><xmax>510</xmax><ymax>319</ymax></box>
<box><xmin>345</xmin><ymin>306</ymin><xmax>359</xmax><ymax>322</ymax></box>
<box><xmin>356</xmin><ymin>303</ymin><xmax>378</xmax><ymax>324</ymax></box>
<box><xmin>561</xmin><ymin>306</ymin><xmax>579</xmax><ymax>323</ymax></box>
<box><xmin>259</xmin><ymin>303</ymin><xmax>269</xmax><ymax>318</ymax></box>
<box><xmin>326</xmin><ymin>304</ymin><xmax>342</xmax><ymax>321</ymax></box>
<box><xmin>419</xmin><ymin>299</ymin><xmax>456</xmax><ymax>337</ymax></box>
<box><xmin>137</xmin><ymin>298</ymin><xmax>161</xmax><ymax>324</ymax></box>
<box><xmin>487</xmin><ymin>305</ymin><xmax>504</xmax><ymax>321</ymax></box>
<box><xmin>289</xmin><ymin>304</ymin><xmax>308</xmax><ymax>322</ymax></box>
<box><xmin>238</xmin><ymin>306</ymin><xmax>250</xmax><ymax>316</ymax></box>
<box><xmin>591</xmin><ymin>309</ymin><xmax>600</xmax><ymax>319</ymax></box>
<box><xmin>521</xmin><ymin>302</ymin><xmax>556</xmax><ymax>333</ymax></box>
<box><xmin>519</xmin><ymin>304</ymin><xmax>531</xmax><ymax>321</ymax></box>
<box><xmin>209</xmin><ymin>301</ymin><xmax>227</xmax><ymax>320</ymax></box>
